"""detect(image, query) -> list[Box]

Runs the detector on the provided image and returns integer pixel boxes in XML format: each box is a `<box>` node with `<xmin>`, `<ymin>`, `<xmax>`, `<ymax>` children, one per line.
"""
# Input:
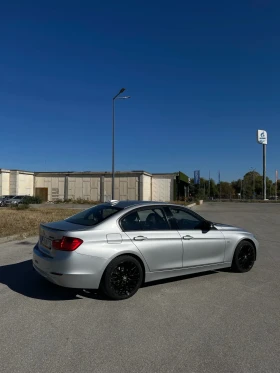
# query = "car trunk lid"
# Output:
<box><xmin>39</xmin><ymin>220</ymin><xmax>87</xmax><ymax>257</ymax></box>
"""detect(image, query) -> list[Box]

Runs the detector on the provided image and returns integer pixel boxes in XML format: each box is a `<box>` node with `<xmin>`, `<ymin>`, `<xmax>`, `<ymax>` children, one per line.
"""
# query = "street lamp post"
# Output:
<box><xmin>112</xmin><ymin>88</ymin><xmax>130</xmax><ymax>200</ymax></box>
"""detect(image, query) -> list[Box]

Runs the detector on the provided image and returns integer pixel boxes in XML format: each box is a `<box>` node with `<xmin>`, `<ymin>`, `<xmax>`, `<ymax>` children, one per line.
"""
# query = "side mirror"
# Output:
<box><xmin>201</xmin><ymin>220</ymin><xmax>212</xmax><ymax>231</ymax></box>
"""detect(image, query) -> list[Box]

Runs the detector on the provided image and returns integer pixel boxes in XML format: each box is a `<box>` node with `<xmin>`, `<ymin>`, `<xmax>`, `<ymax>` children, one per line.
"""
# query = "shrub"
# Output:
<box><xmin>23</xmin><ymin>196</ymin><xmax>42</xmax><ymax>204</ymax></box>
<box><xmin>52</xmin><ymin>198</ymin><xmax>99</xmax><ymax>204</ymax></box>
<box><xmin>73</xmin><ymin>198</ymin><xmax>99</xmax><ymax>204</ymax></box>
<box><xmin>16</xmin><ymin>204</ymin><xmax>30</xmax><ymax>210</ymax></box>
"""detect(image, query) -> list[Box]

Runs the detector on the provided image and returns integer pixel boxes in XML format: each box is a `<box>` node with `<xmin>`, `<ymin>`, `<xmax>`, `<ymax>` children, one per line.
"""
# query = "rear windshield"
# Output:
<box><xmin>66</xmin><ymin>204</ymin><xmax>123</xmax><ymax>226</ymax></box>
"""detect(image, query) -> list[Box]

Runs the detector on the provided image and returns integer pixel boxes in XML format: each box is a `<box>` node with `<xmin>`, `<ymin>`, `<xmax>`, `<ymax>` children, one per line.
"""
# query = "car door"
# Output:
<box><xmin>120</xmin><ymin>207</ymin><xmax>183</xmax><ymax>271</ymax></box>
<box><xmin>166</xmin><ymin>207</ymin><xmax>226</xmax><ymax>267</ymax></box>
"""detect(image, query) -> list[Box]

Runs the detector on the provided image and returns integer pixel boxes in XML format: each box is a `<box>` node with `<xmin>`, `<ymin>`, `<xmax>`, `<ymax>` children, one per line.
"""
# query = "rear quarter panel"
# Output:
<box><xmin>73</xmin><ymin>223</ymin><xmax>151</xmax><ymax>273</ymax></box>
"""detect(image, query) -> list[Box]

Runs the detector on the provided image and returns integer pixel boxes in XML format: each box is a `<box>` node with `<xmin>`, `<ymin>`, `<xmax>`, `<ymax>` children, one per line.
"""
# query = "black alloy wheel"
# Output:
<box><xmin>232</xmin><ymin>240</ymin><xmax>256</xmax><ymax>273</ymax></box>
<box><xmin>101</xmin><ymin>255</ymin><xmax>143</xmax><ymax>300</ymax></box>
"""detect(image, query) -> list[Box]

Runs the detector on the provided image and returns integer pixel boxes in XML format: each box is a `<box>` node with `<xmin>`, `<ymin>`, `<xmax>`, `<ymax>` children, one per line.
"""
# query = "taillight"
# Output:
<box><xmin>52</xmin><ymin>237</ymin><xmax>83</xmax><ymax>251</ymax></box>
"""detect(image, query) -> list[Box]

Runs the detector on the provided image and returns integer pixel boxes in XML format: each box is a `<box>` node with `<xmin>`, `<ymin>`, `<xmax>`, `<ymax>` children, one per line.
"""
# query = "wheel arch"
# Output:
<box><xmin>100</xmin><ymin>252</ymin><xmax>147</xmax><ymax>287</ymax></box>
<box><xmin>232</xmin><ymin>238</ymin><xmax>257</xmax><ymax>263</ymax></box>
<box><xmin>242</xmin><ymin>238</ymin><xmax>257</xmax><ymax>259</ymax></box>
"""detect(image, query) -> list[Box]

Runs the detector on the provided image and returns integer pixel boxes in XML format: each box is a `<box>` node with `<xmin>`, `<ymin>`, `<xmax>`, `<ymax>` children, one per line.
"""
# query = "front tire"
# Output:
<box><xmin>232</xmin><ymin>240</ymin><xmax>256</xmax><ymax>273</ymax></box>
<box><xmin>100</xmin><ymin>255</ymin><xmax>143</xmax><ymax>300</ymax></box>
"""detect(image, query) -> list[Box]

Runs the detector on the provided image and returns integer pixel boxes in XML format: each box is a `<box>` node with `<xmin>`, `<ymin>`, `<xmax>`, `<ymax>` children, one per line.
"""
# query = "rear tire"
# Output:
<box><xmin>231</xmin><ymin>240</ymin><xmax>256</xmax><ymax>273</ymax></box>
<box><xmin>100</xmin><ymin>255</ymin><xmax>143</xmax><ymax>300</ymax></box>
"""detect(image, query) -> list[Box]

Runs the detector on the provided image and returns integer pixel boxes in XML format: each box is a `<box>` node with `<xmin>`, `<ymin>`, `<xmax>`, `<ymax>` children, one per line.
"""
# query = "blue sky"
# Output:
<box><xmin>0</xmin><ymin>0</ymin><xmax>279</xmax><ymax>182</ymax></box>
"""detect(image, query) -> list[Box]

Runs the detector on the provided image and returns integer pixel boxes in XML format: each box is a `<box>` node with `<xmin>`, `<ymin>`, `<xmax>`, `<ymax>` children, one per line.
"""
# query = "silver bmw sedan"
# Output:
<box><xmin>33</xmin><ymin>201</ymin><xmax>259</xmax><ymax>300</ymax></box>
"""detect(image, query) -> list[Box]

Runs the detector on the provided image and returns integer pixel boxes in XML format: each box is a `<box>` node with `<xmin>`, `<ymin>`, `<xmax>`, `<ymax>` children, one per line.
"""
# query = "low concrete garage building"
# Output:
<box><xmin>0</xmin><ymin>169</ymin><xmax>34</xmax><ymax>196</ymax></box>
<box><xmin>0</xmin><ymin>169</ymin><xmax>189</xmax><ymax>202</ymax></box>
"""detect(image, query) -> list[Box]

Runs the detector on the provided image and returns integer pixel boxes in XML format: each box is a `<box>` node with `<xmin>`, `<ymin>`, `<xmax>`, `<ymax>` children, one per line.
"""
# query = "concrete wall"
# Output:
<box><xmin>152</xmin><ymin>175</ymin><xmax>174</xmax><ymax>201</ymax></box>
<box><xmin>142</xmin><ymin>174</ymin><xmax>152</xmax><ymax>201</ymax></box>
<box><xmin>18</xmin><ymin>172</ymin><xmax>34</xmax><ymax>196</ymax></box>
<box><xmin>9</xmin><ymin>171</ymin><xmax>18</xmax><ymax>195</ymax></box>
<box><xmin>104</xmin><ymin>176</ymin><xmax>139</xmax><ymax>201</ymax></box>
<box><xmin>35</xmin><ymin>175</ymin><xmax>101</xmax><ymax>201</ymax></box>
<box><xmin>35</xmin><ymin>176</ymin><xmax>65</xmax><ymax>201</ymax></box>
<box><xmin>1</xmin><ymin>169</ymin><xmax>178</xmax><ymax>202</ymax></box>
<box><xmin>0</xmin><ymin>170</ymin><xmax>10</xmax><ymax>195</ymax></box>
<box><xmin>122</xmin><ymin>176</ymin><xmax>139</xmax><ymax>201</ymax></box>
<box><xmin>68</xmin><ymin>176</ymin><xmax>100</xmax><ymax>201</ymax></box>
<box><xmin>0</xmin><ymin>173</ymin><xmax>2</xmax><ymax>195</ymax></box>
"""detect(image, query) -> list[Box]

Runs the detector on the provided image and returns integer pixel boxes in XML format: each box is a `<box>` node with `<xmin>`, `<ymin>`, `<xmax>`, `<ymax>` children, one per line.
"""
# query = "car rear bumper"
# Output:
<box><xmin>33</xmin><ymin>243</ymin><xmax>106</xmax><ymax>289</ymax></box>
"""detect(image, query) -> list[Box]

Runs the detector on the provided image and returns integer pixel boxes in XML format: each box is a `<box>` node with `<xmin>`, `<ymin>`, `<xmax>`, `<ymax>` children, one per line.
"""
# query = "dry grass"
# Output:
<box><xmin>0</xmin><ymin>208</ymin><xmax>81</xmax><ymax>239</ymax></box>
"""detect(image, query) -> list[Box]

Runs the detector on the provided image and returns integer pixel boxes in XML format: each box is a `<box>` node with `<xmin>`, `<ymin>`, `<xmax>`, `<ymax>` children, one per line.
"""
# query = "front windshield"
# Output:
<box><xmin>66</xmin><ymin>204</ymin><xmax>123</xmax><ymax>226</ymax></box>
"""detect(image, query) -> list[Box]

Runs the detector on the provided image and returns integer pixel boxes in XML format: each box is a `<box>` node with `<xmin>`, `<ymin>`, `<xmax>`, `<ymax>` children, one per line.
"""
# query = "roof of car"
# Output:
<box><xmin>105</xmin><ymin>200</ymin><xmax>176</xmax><ymax>209</ymax></box>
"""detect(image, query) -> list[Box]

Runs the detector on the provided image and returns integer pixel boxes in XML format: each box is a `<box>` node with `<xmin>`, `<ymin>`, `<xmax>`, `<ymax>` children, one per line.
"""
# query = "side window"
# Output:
<box><xmin>121</xmin><ymin>208</ymin><xmax>170</xmax><ymax>231</ymax></box>
<box><xmin>169</xmin><ymin>208</ymin><xmax>202</xmax><ymax>230</ymax></box>
<box><xmin>138</xmin><ymin>208</ymin><xmax>169</xmax><ymax>230</ymax></box>
<box><xmin>121</xmin><ymin>211</ymin><xmax>141</xmax><ymax>231</ymax></box>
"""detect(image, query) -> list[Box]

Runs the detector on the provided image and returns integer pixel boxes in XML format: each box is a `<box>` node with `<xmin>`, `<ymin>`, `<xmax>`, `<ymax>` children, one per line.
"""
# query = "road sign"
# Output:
<box><xmin>257</xmin><ymin>130</ymin><xmax>267</xmax><ymax>145</ymax></box>
<box><xmin>194</xmin><ymin>170</ymin><xmax>200</xmax><ymax>185</ymax></box>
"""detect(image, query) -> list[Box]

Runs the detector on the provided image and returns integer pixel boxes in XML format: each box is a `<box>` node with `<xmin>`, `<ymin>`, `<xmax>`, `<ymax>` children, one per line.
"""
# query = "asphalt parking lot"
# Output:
<box><xmin>1</xmin><ymin>203</ymin><xmax>279</xmax><ymax>373</ymax></box>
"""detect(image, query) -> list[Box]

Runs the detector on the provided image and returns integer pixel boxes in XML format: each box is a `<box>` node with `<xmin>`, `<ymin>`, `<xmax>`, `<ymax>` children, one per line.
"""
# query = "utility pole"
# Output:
<box><xmin>276</xmin><ymin>170</ymin><xmax>278</xmax><ymax>200</ymax></box>
<box><xmin>112</xmin><ymin>88</ymin><xmax>130</xmax><ymax>200</ymax></box>
<box><xmin>263</xmin><ymin>144</ymin><xmax>267</xmax><ymax>200</ymax></box>
<box><xmin>208</xmin><ymin>171</ymin><xmax>211</xmax><ymax>199</ymax></box>
<box><xmin>257</xmin><ymin>130</ymin><xmax>268</xmax><ymax>201</ymax></box>
<box><xmin>219</xmin><ymin>171</ymin><xmax>221</xmax><ymax>200</ymax></box>
<box><xmin>253</xmin><ymin>171</ymin><xmax>255</xmax><ymax>198</ymax></box>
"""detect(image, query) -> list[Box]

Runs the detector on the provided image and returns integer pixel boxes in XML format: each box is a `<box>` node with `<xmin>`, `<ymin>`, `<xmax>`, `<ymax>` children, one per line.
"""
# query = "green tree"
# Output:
<box><xmin>231</xmin><ymin>179</ymin><xmax>242</xmax><ymax>198</ymax></box>
<box><xmin>189</xmin><ymin>170</ymin><xmax>276</xmax><ymax>200</ymax></box>
<box><xmin>189</xmin><ymin>177</ymin><xmax>218</xmax><ymax>199</ymax></box>
<box><xmin>209</xmin><ymin>178</ymin><xmax>218</xmax><ymax>198</ymax></box>
<box><xmin>242</xmin><ymin>171</ymin><xmax>261</xmax><ymax>198</ymax></box>
<box><xmin>241</xmin><ymin>171</ymin><xmax>273</xmax><ymax>199</ymax></box>
<box><xmin>272</xmin><ymin>180</ymin><xmax>280</xmax><ymax>198</ymax></box>
<box><xmin>217</xmin><ymin>181</ymin><xmax>234</xmax><ymax>199</ymax></box>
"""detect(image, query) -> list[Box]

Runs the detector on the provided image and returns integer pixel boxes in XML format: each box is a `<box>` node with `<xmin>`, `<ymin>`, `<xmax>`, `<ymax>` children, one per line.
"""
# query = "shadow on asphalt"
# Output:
<box><xmin>16</xmin><ymin>241</ymin><xmax>36</xmax><ymax>246</ymax></box>
<box><xmin>142</xmin><ymin>270</ymin><xmax>219</xmax><ymax>288</ymax></box>
<box><xmin>0</xmin><ymin>260</ymin><xmax>107</xmax><ymax>301</ymax></box>
<box><xmin>0</xmin><ymin>260</ymin><xmax>229</xmax><ymax>301</ymax></box>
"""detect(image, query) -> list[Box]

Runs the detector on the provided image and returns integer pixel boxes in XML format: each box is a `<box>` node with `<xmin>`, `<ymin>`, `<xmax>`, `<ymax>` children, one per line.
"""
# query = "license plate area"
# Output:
<box><xmin>40</xmin><ymin>236</ymin><xmax>52</xmax><ymax>249</ymax></box>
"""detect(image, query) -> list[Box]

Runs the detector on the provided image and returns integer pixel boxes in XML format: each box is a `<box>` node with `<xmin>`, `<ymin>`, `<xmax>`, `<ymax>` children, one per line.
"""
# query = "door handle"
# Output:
<box><xmin>182</xmin><ymin>235</ymin><xmax>193</xmax><ymax>240</ymax></box>
<box><xmin>133</xmin><ymin>236</ymin><xmax>147</xmax><ymax>241</ymax></box>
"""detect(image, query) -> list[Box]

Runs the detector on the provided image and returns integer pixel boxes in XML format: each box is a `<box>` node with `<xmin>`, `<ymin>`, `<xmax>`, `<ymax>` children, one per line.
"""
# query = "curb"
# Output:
<box><xmin>0</xmin><ymin>234</ymin><xmax>38</xmax><ymax>245</ymax></box>
<box><xmin>0</xmin><ymin>233</ymin><xmax>32</xmax><ymax>245</ymax></box>
<box><xmin>187</xmin><ymin>203</ymin><xmax>196</xmax><ymax>209</ymax></box>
